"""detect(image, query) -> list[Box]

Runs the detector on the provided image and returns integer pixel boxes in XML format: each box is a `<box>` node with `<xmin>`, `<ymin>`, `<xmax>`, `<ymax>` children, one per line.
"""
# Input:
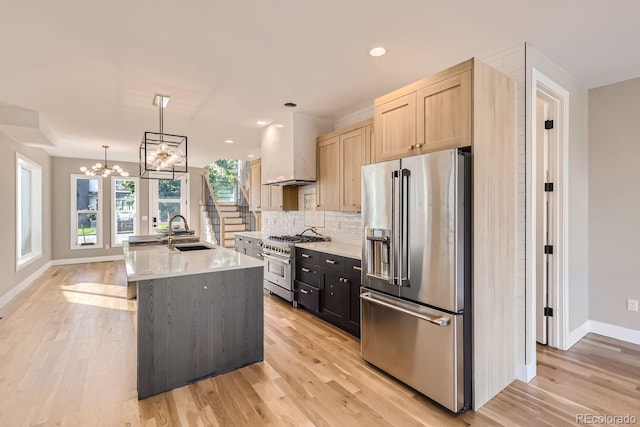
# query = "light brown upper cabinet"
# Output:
<box><xmin>316</xmin><ymin>136</ymin><xmax>340</xmax><ymax>211</ymax></box>
<box><xmin>262</xmin><ymin>185</ymin><xmax>298</xmax><ymax>211</ymax></box>
<box><xmin>339</xmin><ymin>128</ymin><xmax>365</xmax><ymax>211</ymax></box>
<box><xmin>316</xmin><ymin>118</ymin><xmax>372</xmax><ymax>213</ymax></box>
<box><xmin>249</xmin><ymin>159</ymin><xmax>262</xmax><ymax>210</ymax></box>
<box><xmin>373</xmin><ymin>60</ymin><xmax>474</xmax><ymax>162</ymax></box>
<box><xmin>374</xmin><ymin>93</ymin><xmax>416</xmax><ymax>162</ymax></box>
<box><xmin>416</xmin><ymin>70</ymin><xmax>471</xmax><ymax>154</ymax></box>
<box><xmin>365</xmin><ymin>123</ymin><xmax>374</xmax><ymax>165</ymax></box>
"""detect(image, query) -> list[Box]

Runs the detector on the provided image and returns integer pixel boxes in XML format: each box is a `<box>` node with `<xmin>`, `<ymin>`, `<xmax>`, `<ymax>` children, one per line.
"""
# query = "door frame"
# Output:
<box><xmin>529</xmin><ymin>69</ymin><xmax>570</xmax><ymax>355</ymax></box>
<box><xmin>148</xmin><ymin>174</ymin><xmax>190</xmax><ymax>234</ymax></box>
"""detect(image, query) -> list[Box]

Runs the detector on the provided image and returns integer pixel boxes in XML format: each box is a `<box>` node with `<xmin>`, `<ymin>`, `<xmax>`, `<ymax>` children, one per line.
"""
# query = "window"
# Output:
<box><xmin>71</xmin><ymin>175</ymin><xmax>103</xmax><ymax>249</ymax></box>
<box><xmin>16</xmin><ymin>154</ymin><xmax>42</xmax><ymax>270</ymax></box>
<box><xmin>111</xmin><ymin>177</ymin><xmax>139</xmax><ymax>246</ymax></box>
<box><xmin>149</xmin><ymin>175</ymin><xmax>189</xmax><ymax>234</ymax></box>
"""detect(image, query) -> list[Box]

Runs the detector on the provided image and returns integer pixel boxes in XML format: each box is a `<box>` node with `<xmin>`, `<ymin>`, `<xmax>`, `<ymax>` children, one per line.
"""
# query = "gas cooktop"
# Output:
<box><xmin>267</xmin><ymin>234</ymin><xmax>329</xmax><ymax>243</ymax></box>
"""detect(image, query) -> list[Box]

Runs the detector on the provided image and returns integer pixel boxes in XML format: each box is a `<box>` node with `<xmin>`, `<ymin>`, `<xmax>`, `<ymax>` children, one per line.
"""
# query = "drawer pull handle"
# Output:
<box><xmin>300</xmin><ymin>289</ymin><xmax>310</xmax><ymax>295</ymax></box>
<box><xmin>352</xmin><ymin>266</ymin><xmax>362</xmax><ymax>271</ymax></box>
<box><xmin>301</xmin><ymin>253</ymin><xmax>310</xmax><ymax>258</ymax></box>
<box><xmin>301</xmin><ymin>267</ymin><xmax>310</xmax><ymax>273</ymax></box>
<box><xmin>325</xmin><ymin>259</ymin><xmax>336</xmax><ymax>264</ymax></box>
<box><xmin>416</xmin><ymin>143</ymin><xmax>423</xmax><ymax>148</ymax></box>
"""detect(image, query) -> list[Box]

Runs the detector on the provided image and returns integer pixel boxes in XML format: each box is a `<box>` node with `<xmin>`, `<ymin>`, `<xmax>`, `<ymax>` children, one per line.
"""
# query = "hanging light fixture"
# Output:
<box><xmin>139</xmin><ymin>94</ymin><xmax>188</xmax><ymax>179</ymax></box>
<box><xmin>80</xmin><ymin>145</ymin><xmax>129</xmax><ymax>177</ymax></box>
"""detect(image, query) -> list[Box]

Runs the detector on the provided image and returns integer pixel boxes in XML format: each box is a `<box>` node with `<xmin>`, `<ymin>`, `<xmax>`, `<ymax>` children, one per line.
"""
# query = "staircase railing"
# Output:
<box><xmin>201</xmin><ymin>172</ymin><xmax>224</xmax><ymax>245</ymax></box>
<box><xmin>234</xmin><ymin>177</ymin><xmax>257</xmax><ymax>232</ymax></box>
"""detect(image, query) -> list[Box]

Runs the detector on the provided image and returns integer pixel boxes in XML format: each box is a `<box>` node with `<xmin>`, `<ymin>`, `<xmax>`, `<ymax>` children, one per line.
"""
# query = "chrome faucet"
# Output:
<box><xmin>167</xmin><ymin>214</ymin><xmax>190</xmax><ymax>250</ymax></box>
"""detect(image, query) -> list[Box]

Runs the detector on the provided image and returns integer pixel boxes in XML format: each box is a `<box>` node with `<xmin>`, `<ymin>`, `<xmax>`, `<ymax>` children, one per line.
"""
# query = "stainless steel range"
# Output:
<box><xmin>262</xmin><ymin>233</ymin><xmax>328</xmax><ymax>303</ymax></box>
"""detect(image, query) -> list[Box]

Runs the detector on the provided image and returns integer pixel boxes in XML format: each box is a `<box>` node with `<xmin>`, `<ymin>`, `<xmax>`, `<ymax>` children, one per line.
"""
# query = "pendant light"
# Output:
<box><xmin>139</xmin><ymin>94</ymin><xmax>188</xmax><ymax>179</ymax></box>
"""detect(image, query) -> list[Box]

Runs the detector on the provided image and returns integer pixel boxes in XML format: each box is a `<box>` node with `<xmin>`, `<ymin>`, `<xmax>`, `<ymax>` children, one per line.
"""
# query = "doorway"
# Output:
<box><xmin>532</xmin><ymin>70</ymin><xmax>569</xmax><ymax>349</ymax></box>
<box><xmin>148</xmin><ymin>174</ymin><xmax>190</xmax><ymax>234</ymax></box>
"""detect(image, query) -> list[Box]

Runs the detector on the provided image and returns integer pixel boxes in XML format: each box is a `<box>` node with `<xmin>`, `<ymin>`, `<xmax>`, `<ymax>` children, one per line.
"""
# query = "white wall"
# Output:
<box><xmin>0</xmin><ymin>133</ymin><xmax>52</xmax><ymax>308</ymax></box>
<box><xmin>588</xmin><ymin>77</ymin><xmax>640</xmax><ymax>332</ymax></box>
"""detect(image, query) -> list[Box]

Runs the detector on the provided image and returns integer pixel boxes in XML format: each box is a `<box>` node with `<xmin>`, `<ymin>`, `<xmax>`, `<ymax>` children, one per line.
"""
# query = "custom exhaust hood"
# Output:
<box><xmin>261</xmin><ymin>112</ymin><xmax>333</xmax><ymax>186</ymax></box>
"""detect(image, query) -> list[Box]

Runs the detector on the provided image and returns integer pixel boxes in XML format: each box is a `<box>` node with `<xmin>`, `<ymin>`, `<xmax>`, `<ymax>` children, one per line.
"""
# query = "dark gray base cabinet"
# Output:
<box><xmin>294</xmin><ymin>248</ymin><xmax>361</xmax><ymax>337</ymax></box>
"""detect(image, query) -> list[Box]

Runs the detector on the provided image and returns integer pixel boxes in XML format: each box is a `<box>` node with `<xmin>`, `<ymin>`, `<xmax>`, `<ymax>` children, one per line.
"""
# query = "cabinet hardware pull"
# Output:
<box><xmin>408</xmin><ymin>145</ymin><xmax>415</xmax><ymax>150</ymax></box>
<box><xmin>301</xmin><ymin>267</ymin><xmax>310</xmax><ymax>273</ymax></box>
<box><xmin>300</xmin><ymin>289</ymin><xmax>310</xmax><ymax>294</ymax></box>
<box><xmin>416</xmin><ymin>143</ymin><xmax>423</xmax><ymax>148</ymax></box>
<box><xmin>325</xmin><ymin>259</ymin><xmax>336</xmax><ymax>264</ymax></box>
<box><xmin>301</xmin><ymin>253</ymin><xmax>310</xmax><ymax>258</ymax></box>
<box><xmin>352</xmin><ymin>266</ymin><xmax>362</xmax><ymax>271</ymax></box>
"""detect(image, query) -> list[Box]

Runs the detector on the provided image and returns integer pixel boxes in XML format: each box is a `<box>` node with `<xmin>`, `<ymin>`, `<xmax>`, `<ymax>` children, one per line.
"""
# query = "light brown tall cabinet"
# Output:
<box><xmin>316</xmin><ymin>118</ymin><xmax>373</xmax><ymax>213</ymax></box>
<box><xmin>372</xmin><ymin>58</ymin><xmax>516</xmax><ymax>410</ymax></box>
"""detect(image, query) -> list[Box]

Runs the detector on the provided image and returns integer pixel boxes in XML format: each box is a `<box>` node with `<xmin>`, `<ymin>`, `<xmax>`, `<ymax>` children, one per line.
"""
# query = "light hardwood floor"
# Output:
<box><xmin>0</xmin><ymin>262</ymin><xmax>638</xmax><ymax>426</ymax></box>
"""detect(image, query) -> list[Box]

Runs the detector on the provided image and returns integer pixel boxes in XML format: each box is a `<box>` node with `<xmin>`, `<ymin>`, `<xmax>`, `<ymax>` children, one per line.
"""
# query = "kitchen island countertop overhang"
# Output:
<box><xmin>123</xmin><ymin>242</ymin><xmax>264</xmax><ymax>281</ymax></box>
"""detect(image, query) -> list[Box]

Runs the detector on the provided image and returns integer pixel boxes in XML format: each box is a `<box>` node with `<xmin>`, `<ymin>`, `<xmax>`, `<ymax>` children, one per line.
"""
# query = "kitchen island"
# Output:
<box><xmin>124</xmin><ymin>242</ymin><xmax>264</xmax><ymax>399</ymax></box>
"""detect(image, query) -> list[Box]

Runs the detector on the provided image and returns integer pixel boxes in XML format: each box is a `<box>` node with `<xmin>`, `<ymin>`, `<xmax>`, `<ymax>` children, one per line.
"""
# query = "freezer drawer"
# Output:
<box><xmin>360</xmin><ymin>290</ymin><xmax>468</xmax><ymax>413</ymax></box>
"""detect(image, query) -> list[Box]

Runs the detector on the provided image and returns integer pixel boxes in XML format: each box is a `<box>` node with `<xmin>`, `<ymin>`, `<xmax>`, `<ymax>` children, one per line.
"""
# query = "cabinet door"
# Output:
<box><xmin>339</xmin><ymin>128</ymin><xmax>365</xmax><ymax>212</ymax></box>
<box><xmin>270</xmin><ymin>186</ymin><xmax>283</xmax><ymax>211</ymax></box>
<box><xmin>316</xmin><ymin>136</ymin><xmax>340</xmax><ymax>211</ymax></box>
<box><xmin>374</xmin><ymin>92</ymin><xmax>416</xmax><ymax>162</ymax></box>
<box><xmin>322</xmin><ymin>270</ymin><xmax>348</xmax><ymax>322</ymax></box>
<box><xmin>261</xmin><ymin>185</ymin><xmax>270</xmax><ymax>210</ymax></box>
<box><xmin>364</xmin><ymin>124</ymin><xmax>374</xmax><ymax>165</ymax></box>
<box><xmin>249</xmin><ymin>160</ymin><xmax>262</xmax><ymax>210</ymax></box>
<box><xmin>235</xmin><ymin>236</ymin><xmax>243</xmax><ymax>253</ymax></box>
<box><xmin>416</xmin><ymin>70</ymin><xmax>472</xmax><ymax>153</ymax></box>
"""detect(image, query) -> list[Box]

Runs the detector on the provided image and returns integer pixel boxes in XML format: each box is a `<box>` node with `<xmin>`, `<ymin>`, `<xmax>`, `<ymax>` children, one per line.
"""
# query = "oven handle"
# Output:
<box><xmin>262</xmin><ymin>253</ymin><xmax>291</xmax><ymax>265</ymax></box>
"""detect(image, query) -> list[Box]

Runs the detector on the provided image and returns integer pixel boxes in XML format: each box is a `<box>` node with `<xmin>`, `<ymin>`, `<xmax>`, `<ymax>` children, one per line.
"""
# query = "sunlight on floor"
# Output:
<box><xmin>61</xmin><ymin>283</ymin><xmax>136</xmax><ymax>312</ymax></box>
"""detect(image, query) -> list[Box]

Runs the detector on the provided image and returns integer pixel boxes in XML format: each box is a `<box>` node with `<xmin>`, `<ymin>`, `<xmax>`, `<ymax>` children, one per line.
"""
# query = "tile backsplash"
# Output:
<box><xmin>261</xmin><ymin>184</ymin><xmax>362</xmax><ymax>246</ymax></box>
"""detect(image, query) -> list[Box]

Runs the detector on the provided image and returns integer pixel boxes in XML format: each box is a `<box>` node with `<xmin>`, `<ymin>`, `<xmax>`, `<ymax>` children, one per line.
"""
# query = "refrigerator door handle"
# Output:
<box><xmin>360</xmin><ymin>292</ymin><xmax>450</xmax><ymax>327</ymax></box>
<box><xmin>398</xmin><ymin>168</ymin><xmax>410</xmax><ymax>287</ymax></box>
<box><xmin>390</xmin><ymin>170</ymin><xmax>398</xmax><ymax>286</ymax></box>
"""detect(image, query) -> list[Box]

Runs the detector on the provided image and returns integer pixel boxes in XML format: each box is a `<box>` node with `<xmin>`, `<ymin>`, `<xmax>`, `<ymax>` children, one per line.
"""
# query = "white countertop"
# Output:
<box><xmin>295</xmin><ymin>241</ymin><xmax>362</xmax><ymax>260</ymax></box>
<box><xmin>123</xmin><ymin>243</ymin><xmax>264</xmax><ymax>281</ymax></box>
<box><xmin>234</xmin><ymin>231</ymin><xmax>266</xmax><ymax>240</ymax></box>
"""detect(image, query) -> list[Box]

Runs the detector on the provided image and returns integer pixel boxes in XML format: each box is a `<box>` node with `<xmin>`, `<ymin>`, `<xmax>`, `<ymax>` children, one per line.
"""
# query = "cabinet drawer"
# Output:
<box><xmin>295</xmin><ymin>280</ymin><xmax>320</xmax><ymax>313</ymax></box>
<box><xmin>344</xmin><ymin>257</ymin><xmax>362</xmax><ymax>277</ymax></box>
<box><xmin>296</xmin><ymin>248</ymin><xmax>320</xmax><ymax>264</ymax></box>
<box><xmin>320</xmin><ymin>253</ymin><xmax>345</xmax><ymax>272</ymax></box>
<box><xmin>296</xmin><ymin>262</ymin><xmax>320</xmax><ymax>287</ymax></box>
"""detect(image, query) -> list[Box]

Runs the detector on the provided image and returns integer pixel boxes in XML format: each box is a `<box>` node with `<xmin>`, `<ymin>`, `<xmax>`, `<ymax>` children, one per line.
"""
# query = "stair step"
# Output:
<box><xmin>223</xmin><ymin>239</ymin><xmax>235</xmax><ymax>248</ymax></box>
<box><xmin>218</xmin><ymin>205</ymin><xmax>238</xmax><ymax>212</ymax></box>
<box><xmin>225</xmin><ymin>217</ymin><xmax>243</xmax><ymax>224</ymax></box>
<box><xmin>219</xmin><ymin>211</ymin><xmax>240</xmax><ymax>218</ymax></box>
<box><xmin>217</xmin><ymin>201</ymin><xmax>236</xmax><ymax>206</ymax></box>
<box><xmin>225</xmin><ymin>224</ymin><xmax>246</xmax><ymax>232</ymax></box>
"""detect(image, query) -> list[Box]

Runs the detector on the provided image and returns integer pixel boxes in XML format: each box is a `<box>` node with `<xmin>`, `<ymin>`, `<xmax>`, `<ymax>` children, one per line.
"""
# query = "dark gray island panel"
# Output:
<box><xmin>137</xmin><ymin>266</ymin><xmax>264</xmax><ymax>399</ymax></box>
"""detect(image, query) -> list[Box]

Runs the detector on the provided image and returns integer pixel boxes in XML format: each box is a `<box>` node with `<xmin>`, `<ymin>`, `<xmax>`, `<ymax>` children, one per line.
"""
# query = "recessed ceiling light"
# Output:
<box><xmin>153</xmin><ymin>94</ymin><xmax>170</xmax><ymax>107</ymax></box>
<box><xmin>225</xmin><ymin>139</ymin><xmax>234</xmax><ymax>144</ymax></box>
<box><xmin>284</xmin><ymin>102</ymin><xmax>297</xmax><ymax>108</ymax></box>
<box><xmin>256</xmin><ymin>120</ymin><xmax>267</xmax><ymax>126</ymax></box>
<box><xmin>248</xmin><ymin>154</ymin><xmax>255</xmax><ymax>158</ymax></box>
<box><xmin>369</xmin><ymin>47</ymin><xmax>386</xmax><ymax>57</ymax></box>
<box><xmin>274</xmin><ymin>124</ymin><xmax>284</xmax><ymax>128</ymax></box>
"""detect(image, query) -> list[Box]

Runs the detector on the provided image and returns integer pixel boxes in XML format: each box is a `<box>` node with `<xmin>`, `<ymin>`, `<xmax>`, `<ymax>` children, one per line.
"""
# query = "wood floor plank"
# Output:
<box><xmin>0</xmin><ymin>262</ymin><xmax>638</xmax><ymax>426</ymax></box>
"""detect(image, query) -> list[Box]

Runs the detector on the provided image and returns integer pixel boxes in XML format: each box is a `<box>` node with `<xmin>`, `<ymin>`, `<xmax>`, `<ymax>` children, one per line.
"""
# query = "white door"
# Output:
<box><xmin>112</xmin><ymin>177</ymin><xmax>139</xmax><ymax>246</ymax></box>
<box><xmin>148</xmin><ymin>175</ymin><xmax>190</xmax><ymax>234</ymax></box>
<box><xmin>535</xmin><ymin>94</ymin><xmax>558</xmax><ymax>345</ymax></box>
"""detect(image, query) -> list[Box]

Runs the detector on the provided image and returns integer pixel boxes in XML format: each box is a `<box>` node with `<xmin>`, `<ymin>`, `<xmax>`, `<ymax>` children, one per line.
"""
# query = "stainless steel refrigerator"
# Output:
<box><xmin>360</xmin><ymin>148</ymin><xmax>471</xmax><ymax>413</ymax></box>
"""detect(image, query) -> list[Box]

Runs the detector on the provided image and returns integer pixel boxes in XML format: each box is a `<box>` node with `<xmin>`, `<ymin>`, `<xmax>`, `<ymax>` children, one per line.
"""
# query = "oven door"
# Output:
<box><xmin>263</xmin><ymin>253</ymin><xmax>291</xmax><ymax>290</ymax></box>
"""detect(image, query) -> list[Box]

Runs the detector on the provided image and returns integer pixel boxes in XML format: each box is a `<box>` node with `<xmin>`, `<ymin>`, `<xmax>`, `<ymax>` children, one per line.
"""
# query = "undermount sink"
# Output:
<box><xmin>175</xmin><ymin>244</ymin><xmax>214</xmax><ymax>252</ymax></box>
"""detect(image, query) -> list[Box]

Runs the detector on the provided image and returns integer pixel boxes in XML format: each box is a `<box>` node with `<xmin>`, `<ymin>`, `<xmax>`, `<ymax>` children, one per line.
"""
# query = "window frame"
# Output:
<box><xmin>16</xmin><ymin>153</ymin><xmax>43</xmax><ymax>270</ymax></box>
<box><xmin>70</xmin><ymin>174</ymin><xmax>103</xmax><ymax>250</ymax></box>
<box><xmin>111</xmin><ymin>177</ymin><xmax>140</xmax><ymax>247</ymax></box>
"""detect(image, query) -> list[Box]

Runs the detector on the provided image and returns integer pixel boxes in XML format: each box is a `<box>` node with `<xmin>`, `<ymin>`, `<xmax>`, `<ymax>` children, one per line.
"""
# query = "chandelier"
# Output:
<box><xmin>139</xmin><ymin>94</ymin><xmax>188</xmax><ymax>179</ymax></box>
<box><xmin>80</xmin><ymin>145</ymin><xmax>129</xmax><ymax>177</ymax></box>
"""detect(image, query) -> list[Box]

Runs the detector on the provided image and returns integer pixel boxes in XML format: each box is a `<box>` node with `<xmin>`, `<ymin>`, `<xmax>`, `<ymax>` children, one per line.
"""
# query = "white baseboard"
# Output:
<box><xmin>515</xmin><ymin>362</ymin><xmax>536</xmax><ymax>383</ymax></box>
<box><xmin>565</xmin><ymin>320</ymin><xmax>591</xmax><ymax>350</ymax></box>
<box><xmin>590</xmin><ymin>320</ymin><xmax>640</xmax><ymax>345</ymax></box>
<box><xmin>0</xmin><ymin>261</ymin><xmax>53</xmax><ymax>309</ymax></box>
<box><xmin>51</xmin><ymin>255</ymin><xmax>124</xmax><ymax>266</ymax></box>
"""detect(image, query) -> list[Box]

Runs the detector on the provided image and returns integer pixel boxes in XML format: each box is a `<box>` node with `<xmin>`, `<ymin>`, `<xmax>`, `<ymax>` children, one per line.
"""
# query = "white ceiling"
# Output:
<box><xmin>1</xmin><ymin>0</ymin><xmax>638</xmax><ymax>167</ymax></box>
